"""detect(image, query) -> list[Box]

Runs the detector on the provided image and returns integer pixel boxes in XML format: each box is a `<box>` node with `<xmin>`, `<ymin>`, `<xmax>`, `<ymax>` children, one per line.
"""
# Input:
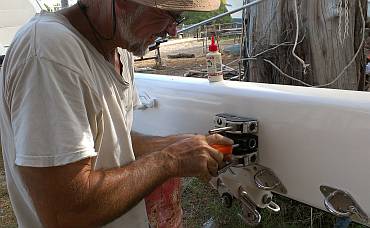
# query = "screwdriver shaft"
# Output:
<box><xmin>209</xmin><ymin>126</ymin><xmax>234</xmax><ymax>134</ymax></box>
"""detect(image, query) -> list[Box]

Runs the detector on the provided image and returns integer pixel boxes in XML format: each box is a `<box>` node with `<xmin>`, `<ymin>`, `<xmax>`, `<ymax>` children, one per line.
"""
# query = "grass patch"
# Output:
<box><xmin>0</xmin><ymin>148</ymin><xmax>367</xmax><ymax>228</ymax></box>
<box><xmin>0</xmin><ymin>148</ymin><xmax>17</xmax><ymax>227</ymax></box>
<box><xmin>181</xmin><ymin>177</ymin><xmax>367</xmax><ymax>228</ymax></box>
<box><xmin>182</xmin><ymin>177</ymin><xmax>246</xmax><ymax>228</ymax></box>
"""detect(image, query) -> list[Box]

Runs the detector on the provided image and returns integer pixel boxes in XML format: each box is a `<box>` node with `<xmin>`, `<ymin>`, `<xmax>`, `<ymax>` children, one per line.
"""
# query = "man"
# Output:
<box><xmin>0</xmin><ymin>0</ymin><xmax>232</xmax><ymax>227</ymax></box>
<box><xmin>115</xmin><ymin>48</ymin><xmax>182</xmax><ymax>227</ymax></box>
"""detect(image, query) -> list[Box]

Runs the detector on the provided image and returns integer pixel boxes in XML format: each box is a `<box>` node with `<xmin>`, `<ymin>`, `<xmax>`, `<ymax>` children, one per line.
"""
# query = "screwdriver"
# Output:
<box><xmin>211</xmin><ymin>144</ymin><xmax>239</xmax><ymax>155</ymax></box>
<box><xmin>211</xmin><ymin>144</ymin><xmax>239</xmax><ymax>174</ymax></box>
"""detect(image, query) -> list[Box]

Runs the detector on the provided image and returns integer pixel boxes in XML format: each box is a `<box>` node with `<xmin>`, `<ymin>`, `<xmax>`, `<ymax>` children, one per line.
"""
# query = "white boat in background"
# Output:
<box><xmin>0</xmin><ymin>44</ymin><xmax>6</xmax><ymax>57</ymax></box>
<box><xmin>0</xmin><ymin>0</ymin><xmax>39</xmax><ymax>49</ymax></box>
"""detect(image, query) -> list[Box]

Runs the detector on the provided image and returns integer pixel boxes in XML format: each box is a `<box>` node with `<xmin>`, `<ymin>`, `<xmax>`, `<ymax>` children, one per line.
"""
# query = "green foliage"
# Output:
<box><xmin>182</xmin><ymin>3</ymin><xmax>232</xmax><ymax>25</ymax></box>
<box><xmin>182</xmin><ymin>178</ymin><xmax>368</xmax><ymax>228</ymax></box>
<box><xmin>43</xmin><ymin>4</ymin><xmax>52</xmax><ymax>12</ymax></box>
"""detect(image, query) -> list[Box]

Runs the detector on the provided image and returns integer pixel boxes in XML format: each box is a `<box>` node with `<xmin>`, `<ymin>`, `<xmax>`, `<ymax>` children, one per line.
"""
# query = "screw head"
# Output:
<box><xmin>262</xmin><ymin>194</ymin><xmax>272</xmax><ymax>204</ymax></box>
<box><xmin>221</xmin><ymin>193</ymin><xmax>233</xmax><ymax>208</ymax></box>
<box><xmin>249</xmin><ymin>122</ymin><xmax>257</xmax><ymax>132</ymax></box>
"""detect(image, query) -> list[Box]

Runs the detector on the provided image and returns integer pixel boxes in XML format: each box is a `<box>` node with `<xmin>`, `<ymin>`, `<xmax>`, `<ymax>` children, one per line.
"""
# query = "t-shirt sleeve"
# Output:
<box><xmin>8</xmin><ymin>57</ymin><xmax>99</xmax><ymax>167</ymax></box>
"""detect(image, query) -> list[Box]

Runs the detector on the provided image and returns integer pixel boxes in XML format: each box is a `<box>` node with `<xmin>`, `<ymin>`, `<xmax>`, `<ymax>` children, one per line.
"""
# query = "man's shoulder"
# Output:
<box><xmin>6</xmin><ymin>12</ymin><xmax>90</xmax><ymax>71</ymax></box>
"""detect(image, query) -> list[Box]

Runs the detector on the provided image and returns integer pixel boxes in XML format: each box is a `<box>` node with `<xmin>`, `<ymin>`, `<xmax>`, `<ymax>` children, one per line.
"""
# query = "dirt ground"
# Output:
<box><xmin>0</xmin><ymin>148</ymin><xmax>17</xmax><ymax>227</ymax></box>
<box><xmin>134</xmin><ymin>38</ymin><xmax>241</xmax><ymax>77</ymax></box>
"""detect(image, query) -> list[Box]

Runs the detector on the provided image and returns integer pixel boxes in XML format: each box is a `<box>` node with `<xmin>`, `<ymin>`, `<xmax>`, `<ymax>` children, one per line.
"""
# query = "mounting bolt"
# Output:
<box><xmin>249</xmin><ymin>122</ymin><xmax>257</xmax><ymax>133</ymax></box>
<box><xmin>221</xmin><ymin>193</ymin><xmax>233</xmax><ymax>208</ymax></box>
<box><xmin>250</xmin><ymin>154</ymin><xmax>257</xmax><ymax>163</ymax></box>
<box><xmin>262</xmin><ymin>194</ymin><xmax>272</xmax><ymax>205</ymax></box>
<box><xmin>249</xmin><ymin>138</ymin><xmax>257</xmax><ymax>149</ymax></box>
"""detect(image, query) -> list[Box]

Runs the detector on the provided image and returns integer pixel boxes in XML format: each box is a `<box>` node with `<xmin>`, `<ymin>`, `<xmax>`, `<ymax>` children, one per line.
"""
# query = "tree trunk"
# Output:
<box><xmin>243</xmin><ymin>0</ymin><xmax>367</xmax><ymax>90</ymax></box>
<box><xmin>61</xmin><ymin>0</ymin><xmax>68</xmax><ymax>8</ymax></box>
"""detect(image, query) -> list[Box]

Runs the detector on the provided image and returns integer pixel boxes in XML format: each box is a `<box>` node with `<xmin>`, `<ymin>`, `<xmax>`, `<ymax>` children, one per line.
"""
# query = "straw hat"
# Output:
<box><xmin>130</xmin><ymin>0</ymin><xmax>221</xmax><ymax>12</ymax></box>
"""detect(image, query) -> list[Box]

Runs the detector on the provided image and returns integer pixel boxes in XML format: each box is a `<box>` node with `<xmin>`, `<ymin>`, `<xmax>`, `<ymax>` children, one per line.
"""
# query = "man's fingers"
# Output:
<box><xmin>163</xmin><ymin>134</ymin><xmax>232</xmax><ymax>179</ymax></box>
<box><xmin>207</xmin><ymin>147</ymin><xmax>224</xmax><ymax>166</ymax></box>
<box><xmin>206</xmin><ymin>134</ymin><xmax>234</xmax><ymax>145</ymax></box>
<box><xmin>223</xmin><ymin>154</ymin><xmax>232</xmax><ymax>162</ymax></box>
<box><xmin>176</xmin><ymin>134</ymin><xmax>196</xmax><ymax>140</ymax></box>
<box><xmin>198</xmin><ymin>173</ymin><xmax>212</xmax><ymax>183</ymax></box>
<box><xmin>207</xmin><ymin>158</ymin><xmax>219</xmax><ymax>177</ymax></box>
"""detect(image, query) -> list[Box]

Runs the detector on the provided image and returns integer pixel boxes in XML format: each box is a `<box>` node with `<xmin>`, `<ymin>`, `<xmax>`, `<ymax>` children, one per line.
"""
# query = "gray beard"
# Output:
<box><xmin>129</xmin><ymin>42</ymin><xmax>149</xmax><ymax>57</ymax></box>
<box><xmin>117</xmin><ymin>6</ymin><xmax>149</xmax><ymax>57</ymax></box>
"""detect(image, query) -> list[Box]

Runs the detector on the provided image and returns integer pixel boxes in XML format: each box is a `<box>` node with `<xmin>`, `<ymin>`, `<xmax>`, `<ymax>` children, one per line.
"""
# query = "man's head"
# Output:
<box><xmin>114</xmin><ymin>0</ymin><xmax>220</xmax><ymax>56</ymax></box>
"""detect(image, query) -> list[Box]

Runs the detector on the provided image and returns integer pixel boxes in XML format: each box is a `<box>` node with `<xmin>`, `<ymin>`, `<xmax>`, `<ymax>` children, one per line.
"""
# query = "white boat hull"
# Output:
<box><xmin>133</xmin><ymin>73</ymin><xmax>370</xmax><ymax>225</ymax></box>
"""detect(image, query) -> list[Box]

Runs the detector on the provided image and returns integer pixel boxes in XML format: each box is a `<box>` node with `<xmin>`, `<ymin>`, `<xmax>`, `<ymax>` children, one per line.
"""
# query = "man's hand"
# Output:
<box><xmin>131</xmin><ymin>132</ymin><xmax>196</xmax><ymax>157</ymax></box>
<box><xmin>206</xmin><ymin>133</ymin><xmax>234</xmax><ymax>147</ymax></box>
<box><xmin>162</xmin><ymin>134</ymin><xmax>233</xmax><ymax>182</ymax></box>
<box><xmin>17</xmin><ymin>134</ymin><xmax>232</xmax><ymax>227</ymax></box>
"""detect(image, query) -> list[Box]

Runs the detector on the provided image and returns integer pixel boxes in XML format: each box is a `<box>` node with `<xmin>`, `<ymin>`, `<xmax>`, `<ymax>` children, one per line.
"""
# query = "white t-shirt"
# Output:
<box><xmin>0</xmin><ymin>12</ymin><xmax>148</xmax><ymax>227</ymax></box>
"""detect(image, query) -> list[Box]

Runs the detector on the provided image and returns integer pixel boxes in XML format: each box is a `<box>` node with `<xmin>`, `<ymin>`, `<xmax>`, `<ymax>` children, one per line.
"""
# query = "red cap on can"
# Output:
<box><xmin>209</xmin><ymin>35</ymin><xmax>218</xmax><ymax>52</ymax></box>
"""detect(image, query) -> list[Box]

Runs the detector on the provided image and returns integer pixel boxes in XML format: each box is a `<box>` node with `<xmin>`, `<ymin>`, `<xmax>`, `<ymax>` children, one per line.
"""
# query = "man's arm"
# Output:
<box><xmin>131</xmin><ymin>131</ymin><xmax>194</xmax><ymax>157</ymax></box>
<box><xmin>19</xmin><ymin>134</ymin><xmax>229</xmax><ymax>228</ymax></box>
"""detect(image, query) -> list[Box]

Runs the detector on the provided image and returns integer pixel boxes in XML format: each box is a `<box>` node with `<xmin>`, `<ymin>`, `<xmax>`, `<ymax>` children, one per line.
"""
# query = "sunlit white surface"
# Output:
<box><xmin>0</xmin><ymin>43</ymin><xmax>6</xmax><ymax>56</ymax></box>
<box><xmin>0</xmin><ymin>0</ymin><xmax>39</xmax><ymax>46</ymax></box>
<box><xmin>133</xmin><ymin>73</ymin><xmax>370</xmax><ymax>225</ymax></box>
<box><xmin>226</xmin><ymin>0</ymin><xmax>243</xmax><ymax>18</ymax></box>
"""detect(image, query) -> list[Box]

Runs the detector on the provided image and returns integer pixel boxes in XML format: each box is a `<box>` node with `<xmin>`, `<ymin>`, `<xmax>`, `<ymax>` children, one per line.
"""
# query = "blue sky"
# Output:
<box><xmin>226</xmin><ymin>0</ymin><xmax>243</xmax><ymax>18</ymax></box>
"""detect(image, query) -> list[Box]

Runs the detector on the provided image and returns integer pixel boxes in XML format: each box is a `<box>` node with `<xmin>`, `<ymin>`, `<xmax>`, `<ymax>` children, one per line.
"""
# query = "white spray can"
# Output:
<box><xmin>206</xmin><ymin>35</ymin><xmax>223</xmax><ymax>82</ymax></box>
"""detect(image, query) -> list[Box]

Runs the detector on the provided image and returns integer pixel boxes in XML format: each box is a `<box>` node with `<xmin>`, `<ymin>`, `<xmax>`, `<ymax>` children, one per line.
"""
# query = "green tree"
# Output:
<box><xmin>183</xmin><ymin>3</ymin><xmax>232</xmax><ymax>25</ymax></box>
<box><xmin>43</xmin><ymin>4</ymin><xmax>52</xmax><ymax>12</ymax></box>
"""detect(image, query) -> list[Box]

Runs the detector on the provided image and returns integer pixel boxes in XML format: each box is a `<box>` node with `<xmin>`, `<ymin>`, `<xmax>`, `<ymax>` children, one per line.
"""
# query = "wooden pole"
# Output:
<box><xmin>243</xmin><ymin>0</ymin><xmax>367</xmax><ymax>90</ymax></box>
<box><xmin>61</xmin><ymin>0</ymin><xmax>68</xmax><ymax>9</ymax></box>
<box><xmin>355</xmin><ymin>0</ymin><xmax>367</xmax><ymax>91</ymax></box>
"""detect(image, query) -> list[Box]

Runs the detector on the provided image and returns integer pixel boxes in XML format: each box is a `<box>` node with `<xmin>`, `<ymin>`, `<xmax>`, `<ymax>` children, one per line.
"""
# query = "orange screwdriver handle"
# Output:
<box><xmin>211</xmin><ymin>144</ymin><xmax>233</xmax><ymax>155</ymax></box>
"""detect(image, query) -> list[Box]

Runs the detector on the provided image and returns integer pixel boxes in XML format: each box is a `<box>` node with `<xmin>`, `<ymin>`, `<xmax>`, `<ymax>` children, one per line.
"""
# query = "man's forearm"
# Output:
<box><xmin>21</xmin><ymin>134</ymin><xmax>227</xmax><ymax>228</ymax></box>
<box><xmin>131</xmin><ymin>131</ymin><xmax>193</xmax><ymax>157</ymax></box>
<box><xmin>65</xmin><ymin>152</ymin><xmax>174</xmax><ymax>227</ymax></box>
<box><xmin>131</xmin><ymin>131</ymin><xmax>165</xmax><ymax>157</ymax></box>
<box><xmin>22</xmin><ymin>151</ymin><xmax>175</xmax><ymax>228</ymax></box>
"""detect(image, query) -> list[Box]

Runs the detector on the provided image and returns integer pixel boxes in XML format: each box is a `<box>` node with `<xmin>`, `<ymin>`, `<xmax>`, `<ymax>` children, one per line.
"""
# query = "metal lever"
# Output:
<box><xmin>209</xmin><ymin>126</ymin><xmax>234</xmax><ymax>134</ymax></box>
<box><xmin>254</xmin><ymin>169</ymin><xmax>281</xmax><ymax>191</ymax></box>
<box><xmin>238</xmin><ymin>189</ymin><xmax>261</xmax><ymax>226</ymax></box>
<box><xmin>217</xmin><ymin>163</ymin><xmax>232</xmax><ymax>174</ymax></box>
<box><xmin>250</xmin><ymin>165</ymin><xmax>287</xmax><ymax>194</ymax></box>
<box><xmin>217</xmin><ymin>161</ymin><xmax>237</xmax><ymax>175</ymax></box>
<box><xmin>320</xmin><ymin>185</ymin><xmax>368</xmax><ymax>224</ymax></box>
<box><xmin>266</xmin><ymin>201</ymin><xmax>280</xmax><ymax>212</ymax></box>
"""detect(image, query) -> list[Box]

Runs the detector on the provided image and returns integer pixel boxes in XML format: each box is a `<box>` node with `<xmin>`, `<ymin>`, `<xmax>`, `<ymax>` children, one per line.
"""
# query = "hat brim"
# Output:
<box><xmin>131</xmin><ymin>0</ymin><xmax>221</xmax><ymax>12</ymax></box>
